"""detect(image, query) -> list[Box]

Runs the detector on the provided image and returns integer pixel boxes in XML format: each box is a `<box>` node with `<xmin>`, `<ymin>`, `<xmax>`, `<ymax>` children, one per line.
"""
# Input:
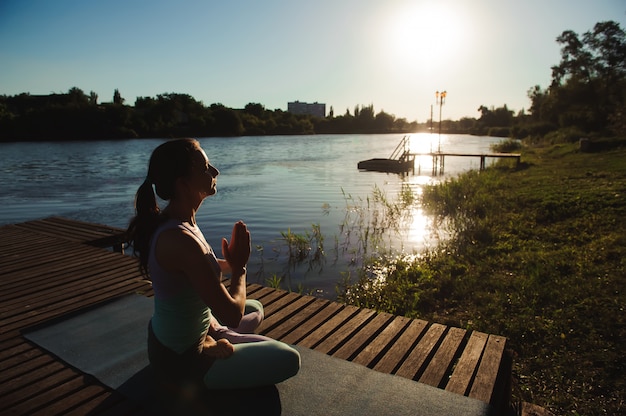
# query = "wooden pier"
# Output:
<box><xmin>413</xmin><ymin>151</ymin><xmax>522</xmax><ymax>175</ymax></box>
<box><xmin>358</xmin><ymin>135</ymin><xmax>521</xmax><ymax>175</ymax></box>
<box><xmin>0</xmin><ymin>217</ymin><xmax>516</xmax><ymax>415</ymax></box>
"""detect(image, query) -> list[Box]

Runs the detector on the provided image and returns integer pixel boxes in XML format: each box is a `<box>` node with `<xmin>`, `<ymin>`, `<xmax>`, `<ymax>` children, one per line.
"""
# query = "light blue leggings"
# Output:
<box><xmin>204</xmin><ymin>299</ymin><xmax>301</xmax><ymax>389</ymax></box>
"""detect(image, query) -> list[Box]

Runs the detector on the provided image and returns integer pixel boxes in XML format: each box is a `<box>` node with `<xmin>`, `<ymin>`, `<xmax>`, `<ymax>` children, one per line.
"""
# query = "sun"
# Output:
<box><xmin>385</xmin><ymin>3</ymin><xmax>469</xmax><ymax>73</ymax></box>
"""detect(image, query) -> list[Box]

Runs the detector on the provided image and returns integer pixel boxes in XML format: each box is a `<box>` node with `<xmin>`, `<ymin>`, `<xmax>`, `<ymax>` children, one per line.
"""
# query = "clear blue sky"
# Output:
<box><xmin>1</xmin><ymin>0</ymin><xmax>624</xmax><ymax>121</ymax></box>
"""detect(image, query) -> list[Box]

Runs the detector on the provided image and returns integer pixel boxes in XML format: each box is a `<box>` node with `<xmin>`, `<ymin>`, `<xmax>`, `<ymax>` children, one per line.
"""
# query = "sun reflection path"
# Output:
<box><xmin>400</xmin><ymin>175</ymin><xmax>439</xmax><ymax>252</ymax></box>
<box><xmin>394</xmin><ymin>137</ymin><xmax>453</xmax><ymax>253</ymax></box>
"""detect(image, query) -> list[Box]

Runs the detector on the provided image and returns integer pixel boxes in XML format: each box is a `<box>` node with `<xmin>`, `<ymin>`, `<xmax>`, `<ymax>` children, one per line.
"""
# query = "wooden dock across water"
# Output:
<box><xmin>411</xmin><ymin>151</ymin><xmax>522</xmax><ymax>175</ymax></box>
<box><xmin>358</xmin><ymin>135</ymin><xmax>521</xmax><ymax>175</ymax></box>
<box><xmin>0</xmin><ymin>217</ymin><xmax>514</xmax><ymax>415</ymax></box>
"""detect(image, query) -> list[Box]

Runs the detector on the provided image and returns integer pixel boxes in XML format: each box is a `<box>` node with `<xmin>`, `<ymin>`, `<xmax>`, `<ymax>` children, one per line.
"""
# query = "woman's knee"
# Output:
<box><xmin>266</xmin><ymin>341</ymin><xmax>301</xmax><ymax>379</ymax></box>
<box><xmin>244</xmin><ymin>299</ymin><xmax>264</xmax><ymax>316</ymax></box>
<box><xmin>202</xmin><ymin>341</ymin><xmax>300</xmax><ymax>389</ymax></box>
<box><xmin>281</xmin><ymin>344</ymin><xmax>301</xmax><ymax>378</ymax></box>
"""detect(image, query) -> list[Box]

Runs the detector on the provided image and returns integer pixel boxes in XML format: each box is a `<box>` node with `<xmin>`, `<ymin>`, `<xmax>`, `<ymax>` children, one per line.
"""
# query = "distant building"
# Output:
<box><xmin>287</xmin><ymin>101</ymin><xmax>326</xmax><ymax>118</ymax></box>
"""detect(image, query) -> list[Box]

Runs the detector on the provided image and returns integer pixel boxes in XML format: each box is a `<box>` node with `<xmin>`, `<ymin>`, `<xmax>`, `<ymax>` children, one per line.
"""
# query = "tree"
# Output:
<box><xmin>89</xmin><ymin>91</ymin><xmax>98</xmax><ymax>105</ymax></box>
<box><xmin>357</xmin><ymin>104</ymin><xmax>375</xmax><ymax>121</ymax></box>
<box><xmin>244</xmin><ymin>103</ymin><xmax>265</xmax><ymax>118</ymax></box>
<box><xmin>532</xmin><ymin>20</ymin><xmax>626</xmax><ymax>134</ymax></box>
<box><xmin>477</xmin><ymin>105</ymin><xmax>513</xmax><ymax>127</ymax></box>
<box><xmin>374</xmin><ymin>111</ymin><xmax>394</xmax><ymax>132</ymax></box>
<box><xmin>67</xmin><ymin>87</ymin><xmax>89</xmax><ymax>107</ymax></box>
<box><xmin>584</xmin><ymin>21</ymin><xmax>626</xmax><ymax>85</ymax></box>
<box><xmin>551</xmin><ymin>30</ymin><xmax>593</xmax><ymax>86</ymax></box>
<box><xmin>113</xmin><ymin>89</ymin><xmax>125</xmax><ymax>105</ymax></box>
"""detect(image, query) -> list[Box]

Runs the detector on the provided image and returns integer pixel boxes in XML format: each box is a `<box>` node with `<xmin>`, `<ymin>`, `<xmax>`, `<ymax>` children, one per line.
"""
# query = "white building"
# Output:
<box><xmin>287</xmin><ymin>101</ymin><xmax>326</xmax><ymax>118</ymax></box>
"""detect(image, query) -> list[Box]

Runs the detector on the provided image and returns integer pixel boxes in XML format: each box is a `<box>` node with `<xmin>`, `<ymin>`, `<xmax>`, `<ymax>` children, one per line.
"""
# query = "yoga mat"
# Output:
<box><xmin>23</xmin><ymin>294</ymin><xmax>492</xmax><ymax>416</ymax></box>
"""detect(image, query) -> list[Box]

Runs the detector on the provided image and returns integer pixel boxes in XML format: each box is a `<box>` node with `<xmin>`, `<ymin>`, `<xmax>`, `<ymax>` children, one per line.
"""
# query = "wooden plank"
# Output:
<box><xmin>446</xmin><ymin>331</ymin><xmax>489</xmax><ymax>396</ymax></box>
<box><xmin>1</xmin><ymin>266</ymin><xmax>145</xmax><ymax>324</ymax></box>
<box><xmin>0</xmin><ymin>368</ymin><xmax>78</xmax><ymax>411</ymax></box>
<box><xmin>0</xmin><ymin>255</ymin><xmax>141</xmax><ymax>306</ymax></box>
<box><xmin>0</xmin><ymin>361</ymin><xmax>69</xmax><ymax>409</ymax></box>
<box><xmin>62</xmin><ymin>391</ymin><xmax>138</xmax><ymax>416</ymax></box>
<box><xmin>262</xmin><ymin>297</ymin><xmax>330</xmax><ymax>340</ymax></box>
<box><xmin>0</xmin><ymin>345</ymin><xmax>32</xmax><ymax>372</ymax></box>
<box><xmin>419</xmin><ymin>327</ymin><xmax>466</xmax><ymax>388</ymax></box>
<box><xmin>258</xmin><ymin>291</ymin><xmax>302</xmax><ymax>317</ymax></box>
<box><xmin>352</xmin><ymin>315</ymin><xmax>412</xmax><ymax>367</ymax></box>
<box><xmin>244</xmin><ymin>283</ymin><xmax>267</xmax><ymax>298</ymax></box>
<box><xmin>30</xmin><ymin>384</ymin><xmax>108</xmax><ymax>416</ymax></box>
<box><xmin>315</xmin><ymin>308</ymin><xmax>377</xmax><ymax>355</ymax></box>
<box><xmin>257</xmin><ymin>295</ymin><xmax>316</xmax><ymax>334</ymax></box>
<box><xmin>15</xmin><ymin>221</ymin><xmax>105</xmax><ymax>243</ymax></box>
<box><xmin>46</xmin><ymin>216</ymin><xmax>127</xmax><ymax>249</ymax></box>
<box><xmin>247</xmin><ymin>286</ymin><xmax>281</xmax><ymax>303</ymax></box>
<box><xmin>279</xmin><ymin>301</ymin><xmax>343</xmax><ymax>345</ymax></box>
<box><xmin>0</xmin><ymin>234</ymin><xmax>59</xmax><ymax>255</ymax></box>
<box><xmin>296</xmin><ymin>304</ymin><xmax>361</xmax><ymax>349</ymax></box>
<box><xmin>0</xmin><ymin>245</ymin><xmax>112</xmax><ymax>277</ymax></box>
<box><xmin>67</xmin><ymin>394</ymin><xmax>144</xmax><ymax>416</ymax></box>
<box><xmin>252</xmin><ymin>288</ymin><xmax>289</xmax><ymax>308</ymax></box>
<box><xmin>0</xmin><ymin>352</ymin><xmax>53</xmax><ymax>385</ymax></box>
<box><xmin>0</xmin><ymin>338</ymin><xmax>37</xmax><ymax>360</ymax></box>
<box><xmin>11</xmin><ymin>376</ymin><xmax>95</xmax><ymax>415</ymax></box>
<box><xmin>0</xmin><ymin>246</ymin><xmax>122</xmax><ymax>287</ymax></box>
<box><xmin>15</xmin><ymin>217</ymin><xmax>124</xmax><ymax>244</ymax></box>
<box><xmin>0</xmin><ymin>246</ymin><xmax>110</xmax><ymax>281</ymax></box>
<box><xmin>373</xmin><ymin>318</ymin><xmax>429</xmax><ymax>374</ymax></box>
<box><xmin>332</xmin><ymin>312</ymin><xmax>394</xmax><ymax>361</ymax></box>
<box><xmin>0</xmin><ymin>280</ymin><xmax>151</xmax><ymax>340</ymax></box>
<box><xmin>469</xmin><ymin>334</ymin><xmax>507</xmax><ymax>404</ymax></box>
<box><xmin>395</xmin><ymin>323</ymin><xmax>447</xmax><ymax>380</ymax></box>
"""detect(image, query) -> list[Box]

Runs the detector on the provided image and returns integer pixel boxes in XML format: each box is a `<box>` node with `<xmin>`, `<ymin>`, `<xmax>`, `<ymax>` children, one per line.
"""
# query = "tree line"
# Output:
<box><xmin>1</xmin><ymin>21</ymin><xmax>623</xmax><ymax>142</ymax></box>
<box><xmin>0</xmin><ymin>90</ymin><xmax>420</xmax><ymax>141</ymax></box>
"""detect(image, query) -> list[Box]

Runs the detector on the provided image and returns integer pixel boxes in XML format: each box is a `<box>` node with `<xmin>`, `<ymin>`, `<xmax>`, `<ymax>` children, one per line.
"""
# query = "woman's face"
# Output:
<box><xmin>187</xmin><ymin>148</ymin><xmax>220</xmax><ymax>198</ymax></box>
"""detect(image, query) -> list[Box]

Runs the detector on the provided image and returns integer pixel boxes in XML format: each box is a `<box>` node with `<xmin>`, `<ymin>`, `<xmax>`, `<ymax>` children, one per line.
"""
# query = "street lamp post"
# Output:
<box><xmin>429</xmin><ymin>104</ymin><xmax>434</xmax><ymax>153</ymax></box>
<box><xmin>435</xmin><ymin>90</ymin><xmax>447</xmax><ymax>153</ymax></box>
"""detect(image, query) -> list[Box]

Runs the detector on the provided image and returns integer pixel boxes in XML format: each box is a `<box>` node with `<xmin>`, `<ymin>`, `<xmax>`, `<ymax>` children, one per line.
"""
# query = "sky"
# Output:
<box><xmin>1</xmin><ymin>0</ymin><xmax>625</xmax><ymax>122</ymax></box>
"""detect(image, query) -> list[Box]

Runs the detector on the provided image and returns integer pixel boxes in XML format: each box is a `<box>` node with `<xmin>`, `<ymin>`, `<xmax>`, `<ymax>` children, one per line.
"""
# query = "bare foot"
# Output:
<box><xmin>202</xmin><ymin>336</ymin><xmax>234</xmax><ymax>359</ymax></box>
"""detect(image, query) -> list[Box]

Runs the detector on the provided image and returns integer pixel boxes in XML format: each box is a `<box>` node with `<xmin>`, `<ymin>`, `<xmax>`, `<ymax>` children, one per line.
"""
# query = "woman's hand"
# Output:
<box><xmin>217</xmin><ymin>259</ymin><xmax>231</xmax><ymax>274</ymax></box>
<box><xmin>221</xmin><ymin>221</ymin><xmax>250</xmax><ymax>276</ymax></box>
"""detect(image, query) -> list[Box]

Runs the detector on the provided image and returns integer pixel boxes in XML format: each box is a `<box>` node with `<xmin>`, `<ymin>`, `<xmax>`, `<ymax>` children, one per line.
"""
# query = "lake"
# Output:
<box><xmin>0</xmin><ymin>133</ymin><xmax>507</xmax><ymax>298</ymax></box>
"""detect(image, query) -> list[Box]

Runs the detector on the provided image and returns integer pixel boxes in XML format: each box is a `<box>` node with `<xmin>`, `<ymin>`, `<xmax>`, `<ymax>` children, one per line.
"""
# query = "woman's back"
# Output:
<box><xmin>149</xmin><ymin>219</ymin><xmax>215</xmax><ymax>354</ymax></box>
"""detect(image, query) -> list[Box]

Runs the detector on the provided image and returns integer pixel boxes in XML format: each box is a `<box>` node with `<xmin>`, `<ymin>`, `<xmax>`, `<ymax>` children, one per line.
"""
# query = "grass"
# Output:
<box><xmin>337</xmin><ymin>184</ymin><xmax>416</xmax><ymax>261</ymax></box>
<box><xmin>337</xmin><ymin>139</ymin><xmax>626</xmax><ymax>415</ymax></box>
<box><xmin>490</xmin><ymin>138</ymin><xmax>523</xmax><ymax>153</ymax></box>
<box><xmin>256</xmin><ymin>225</ymin><xmax>325</xmax><ymax>294</ymax></box>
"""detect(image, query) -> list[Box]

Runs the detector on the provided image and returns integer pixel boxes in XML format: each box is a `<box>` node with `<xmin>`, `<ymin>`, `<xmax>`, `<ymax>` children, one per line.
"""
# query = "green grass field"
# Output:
<box><xmin>339</xmin><ymin>140</ymin><xmax>626</xmax><ymax>415</ymax></box>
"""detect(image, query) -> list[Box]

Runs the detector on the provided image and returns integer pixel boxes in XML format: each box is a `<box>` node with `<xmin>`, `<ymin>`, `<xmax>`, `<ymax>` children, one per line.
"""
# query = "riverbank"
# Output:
<box><xmin>338</xmin><ymin>140</ymin><xmax>626</xmax><ymax>415</ymax></box>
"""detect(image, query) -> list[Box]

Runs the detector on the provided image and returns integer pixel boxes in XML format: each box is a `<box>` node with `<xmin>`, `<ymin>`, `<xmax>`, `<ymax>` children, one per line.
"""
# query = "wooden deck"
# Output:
<box><xmin>0</xmin><ymin>217</ymin><xmax>513</xmax><ymax>415</ymax></box>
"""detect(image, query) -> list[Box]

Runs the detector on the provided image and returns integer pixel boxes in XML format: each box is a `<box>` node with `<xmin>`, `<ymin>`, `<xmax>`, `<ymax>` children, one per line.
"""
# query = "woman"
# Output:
<box><xmin>127</xmin><ymin>138</ymin><xmax>300</xmax><ymax>389</ymax></box>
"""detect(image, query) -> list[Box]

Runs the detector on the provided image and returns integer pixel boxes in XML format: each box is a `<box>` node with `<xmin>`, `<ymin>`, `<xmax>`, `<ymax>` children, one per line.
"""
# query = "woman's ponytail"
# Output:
<box><xmin>136</xmin><ymin>177</ymin><xmax>159</xmax><ymax>217</ymax></box>
<box><xmin>127</xmin><ymin>178</ymin><xmax>163</xmax><ymax>275</ymax></box>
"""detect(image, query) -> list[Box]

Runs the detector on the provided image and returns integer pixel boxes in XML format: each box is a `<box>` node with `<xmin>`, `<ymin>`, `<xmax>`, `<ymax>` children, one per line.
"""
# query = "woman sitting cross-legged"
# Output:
<box><xmin>127</xmin><ymin>138</ymin><xmax>300</xmax><ymax>390</ymax></box>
